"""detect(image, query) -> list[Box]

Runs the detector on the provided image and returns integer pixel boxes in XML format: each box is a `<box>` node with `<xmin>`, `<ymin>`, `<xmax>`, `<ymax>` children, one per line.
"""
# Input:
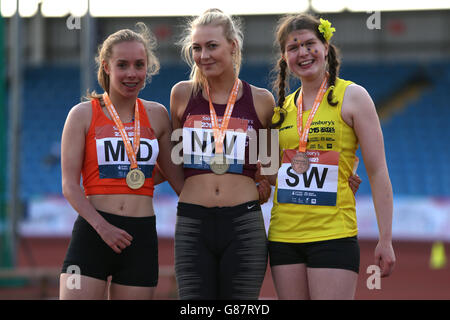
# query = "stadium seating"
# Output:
<box><xmin>351</xmin><ymin>61</ymin><xmax>450</xmax><ymax>196</ymax></box>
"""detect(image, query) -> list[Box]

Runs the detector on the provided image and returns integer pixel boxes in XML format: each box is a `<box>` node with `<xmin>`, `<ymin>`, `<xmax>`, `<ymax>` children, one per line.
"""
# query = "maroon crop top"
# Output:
<box><xmin>180</xmin><ymin>80</ymin><xmax>263</xmax><ymax>180</ymax></box>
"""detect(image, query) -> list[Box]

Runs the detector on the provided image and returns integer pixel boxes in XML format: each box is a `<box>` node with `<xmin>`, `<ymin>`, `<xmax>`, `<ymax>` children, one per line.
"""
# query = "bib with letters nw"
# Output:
<box><xmin>182</xmin><ymin>114</ymin><xmax>248</xmax><ymax>174</ymax></box>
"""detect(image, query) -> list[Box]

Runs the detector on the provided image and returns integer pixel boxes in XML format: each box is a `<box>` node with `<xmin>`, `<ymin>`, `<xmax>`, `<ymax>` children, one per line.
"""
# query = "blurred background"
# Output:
<box><xmin>0</xmin><ymin>0</ymin><xmax>449</xmax><ymax>300</ymax></box>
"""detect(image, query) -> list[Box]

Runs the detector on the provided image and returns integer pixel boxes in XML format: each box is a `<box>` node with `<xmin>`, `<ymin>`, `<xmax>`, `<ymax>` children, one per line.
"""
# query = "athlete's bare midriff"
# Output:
<box><xmin>180</xmin><ymin>174</ymin><xmax>259</xmax><ymax>207</ymax></box>
<box><xmin>87</xmin><ymin>194</ymin><xmax>154</xmax><ymax>217</ymax></box>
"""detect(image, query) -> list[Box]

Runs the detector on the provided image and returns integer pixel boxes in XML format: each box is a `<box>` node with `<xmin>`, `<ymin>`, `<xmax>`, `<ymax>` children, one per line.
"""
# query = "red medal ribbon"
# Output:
<box><xmin>296</xmin><ymin>76</ymin><xmax>328</xmax><ymax>152</ymax></box>
<box><xmin>205</xmin><ymin>78</ymin><xmax>240</xmax><ymax>154</ymax></box>
<box><xmin>102</xmin><ymin>93</ymin><xmax>141</xmax><ymax>170</ymax></box>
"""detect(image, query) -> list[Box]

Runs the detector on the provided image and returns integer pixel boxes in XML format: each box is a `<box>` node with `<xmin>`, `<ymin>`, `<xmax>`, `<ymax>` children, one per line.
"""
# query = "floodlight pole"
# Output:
<box><xmin>81</xmin><ymin>2</ymin><xmax>96</xmax><ymax>98</ymax></box>
<box><xmin>0</xmin><ymin>15</ymin><xmax>12</xmax><ymax>269</ymax></box>
<box><xmin>7</xmin><ymin>3</ymin><xmax>24</xmax><ymax>267</ymax></box>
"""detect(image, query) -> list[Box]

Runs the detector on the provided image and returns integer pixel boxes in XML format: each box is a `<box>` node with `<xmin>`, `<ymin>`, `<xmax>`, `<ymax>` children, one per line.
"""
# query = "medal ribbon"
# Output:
<box><xmin>102</xmin><ymin>92</ymin><xmax>141</xmax><ymax>170</ymax></box>
<box><xmin>205</xmin><ymin>78</ymin><xmax>240</xmax><ymax>154</ymax></box>
<box><xmin>296</xmin><ymin>76</ymin><xmax>328</xmax><ymax>152</ymax></box>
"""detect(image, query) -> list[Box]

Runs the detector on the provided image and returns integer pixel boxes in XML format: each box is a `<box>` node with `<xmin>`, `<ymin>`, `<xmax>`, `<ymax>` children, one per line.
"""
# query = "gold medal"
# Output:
<box><xmin>126</xmin><ymin>168</ymin><xmax>145</xmax><ymax>190</ymax></box>
<box><xmin>209</xmin><ymin>154</ymin><xmax>229</xmax><ymax>175</ymax></box>
<box><xmin>291</xmin><ymin>152</ymin><xmax>310</xmax><ymax>174</ymax></box>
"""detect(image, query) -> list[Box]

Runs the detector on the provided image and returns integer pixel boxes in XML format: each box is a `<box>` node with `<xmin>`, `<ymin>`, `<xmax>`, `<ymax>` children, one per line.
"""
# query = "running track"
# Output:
<box><xmin>0</xmin><ymin>237</ymin><xmax>448</xmax><ymax>299</ymax></box>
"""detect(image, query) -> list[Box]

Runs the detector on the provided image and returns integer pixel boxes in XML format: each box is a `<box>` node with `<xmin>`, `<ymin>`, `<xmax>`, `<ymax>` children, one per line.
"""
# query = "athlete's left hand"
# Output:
<box><xmin>255</xmin><ymin>161</ymin><xmax>272</xmax><ymax>204</ymax></box>
<box><xmin>374</xmin><ymin>240</ymin><xmax>396</xmax><ymax>277</ymax></box>
<box><xmin>349</xmin><ymin>174</ymin><xmax>362</xmax><ymax>195</ymax></box>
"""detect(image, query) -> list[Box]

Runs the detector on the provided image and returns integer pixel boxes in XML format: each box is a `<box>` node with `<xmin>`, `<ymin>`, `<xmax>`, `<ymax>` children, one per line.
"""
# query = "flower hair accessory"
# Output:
<box><xmin>318</xmin><ymin>18</ymin><xmax>335</xmax><ymax>41</ymax></box>
<box><xmin>272</xmin><ymin>106</ymin><xmax>284</xmax><ymax>124</ymax></box>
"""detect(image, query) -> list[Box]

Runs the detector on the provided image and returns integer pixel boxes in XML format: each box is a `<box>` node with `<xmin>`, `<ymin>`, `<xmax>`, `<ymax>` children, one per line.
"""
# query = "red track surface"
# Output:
<box><xmin>0</xmin><ymin>237</ymin><xmax>449</xmax><ymax>300</ymax></box>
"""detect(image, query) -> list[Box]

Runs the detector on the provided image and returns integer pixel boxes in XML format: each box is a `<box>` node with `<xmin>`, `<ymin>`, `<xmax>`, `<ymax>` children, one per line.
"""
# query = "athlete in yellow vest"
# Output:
<box><xmin>271</xmin><ymin>77</ymin><xmax>358</xmax><ymax>242</ymax></box>
<box><xmin>267</xmin><ymin>14</ymin><xmax>396</xmax><ymax>299</ymax></box>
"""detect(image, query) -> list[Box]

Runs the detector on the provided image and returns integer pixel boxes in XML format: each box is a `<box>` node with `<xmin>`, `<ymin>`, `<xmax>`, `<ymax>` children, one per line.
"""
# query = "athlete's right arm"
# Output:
<box><xmin>61</xmin><ymin>102</ymin><xmax>132</xmax><ymax>254</ymax></box>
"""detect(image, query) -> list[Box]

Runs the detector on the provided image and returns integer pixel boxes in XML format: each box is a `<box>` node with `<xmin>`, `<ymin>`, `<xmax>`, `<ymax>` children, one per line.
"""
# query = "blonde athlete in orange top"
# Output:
<box><xmin>60</xmin><ymin>24</ymin><xmax>184</xmax><ymax>300</ymax></box>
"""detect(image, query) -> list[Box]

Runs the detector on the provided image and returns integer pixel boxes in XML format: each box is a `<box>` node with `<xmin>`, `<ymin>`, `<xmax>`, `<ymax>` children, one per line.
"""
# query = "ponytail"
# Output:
<box><xmin>326</xmin><ymin>44</ymin><xmax>340</xmax><ymax>106</ymax></box>
<box><xmin>271</xmin><ymin>58</ymin><xmax>289</xmax><ymax>128</ymax></box>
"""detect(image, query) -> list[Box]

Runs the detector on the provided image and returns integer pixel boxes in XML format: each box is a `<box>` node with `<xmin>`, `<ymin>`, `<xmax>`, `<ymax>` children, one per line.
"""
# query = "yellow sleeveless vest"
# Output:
<box><xmin>269</xmin><ymin>78</ymin><xmax>358</xmax><ymax>243</ymax></box>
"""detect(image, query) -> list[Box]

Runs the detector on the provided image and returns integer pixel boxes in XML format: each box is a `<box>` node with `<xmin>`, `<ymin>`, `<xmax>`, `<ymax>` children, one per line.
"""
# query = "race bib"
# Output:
<box><xmin>95</xmin><ymin>124</ymin><xmax>159</xmax><ymax>179</ymax></box>
<box><xmin>182</xmin><ymin>114</ymin><xmax>248</xmax><ymax>173</ymax></box>
<box><xmin>277</xmin><ymin>149</ymin><xmax>339</xmax><ymax>206</ymax></box>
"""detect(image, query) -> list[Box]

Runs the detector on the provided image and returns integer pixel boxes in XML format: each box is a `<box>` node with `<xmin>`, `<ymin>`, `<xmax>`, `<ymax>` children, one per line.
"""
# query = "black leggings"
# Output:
<box><xmin>174</xmin><ymin>201</ymin><xmax>268</xmax><ymax>300</ymax></box>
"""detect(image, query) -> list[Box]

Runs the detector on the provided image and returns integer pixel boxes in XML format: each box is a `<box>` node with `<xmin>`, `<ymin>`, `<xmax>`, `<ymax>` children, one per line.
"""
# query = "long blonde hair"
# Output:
<box><xmin>178</xmin><ymin>8</ymin><xmax>244</xmax><ymax>95</ymax></box>
<box><xmin>87</xmin><ymin>22</ymin><xmax>160</xmax><ymax>100</ymax></box>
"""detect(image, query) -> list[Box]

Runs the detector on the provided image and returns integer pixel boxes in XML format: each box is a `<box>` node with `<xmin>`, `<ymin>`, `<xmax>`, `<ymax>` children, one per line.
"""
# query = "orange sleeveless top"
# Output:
<box><xmin>82</xmin><ymin>99</ymin><xmax>159</xmax><ymax>196</ymax></box>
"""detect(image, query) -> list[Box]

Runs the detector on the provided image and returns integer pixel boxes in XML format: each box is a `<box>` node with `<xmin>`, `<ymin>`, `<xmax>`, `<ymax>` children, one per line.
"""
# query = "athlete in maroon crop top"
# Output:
<box><xmin>181</xmin><ymin>79</ymin><xmax>263</xmax><ymax>180</ymax></box>
<box><xmin>169</xmin><ymin>9</ymin><xmax>275</xmax><ymax>300</ymax></box>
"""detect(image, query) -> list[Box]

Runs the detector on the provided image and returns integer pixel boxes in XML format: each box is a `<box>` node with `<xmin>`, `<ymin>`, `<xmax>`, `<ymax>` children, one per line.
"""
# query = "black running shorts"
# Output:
<box><xmin>268</xmin><ymin>236</ymin><xmax>360</xmax><ymax>273</ymax></box>
<box><xmin>61</xmin><ymin>210</ymin><xmax>158</xmax><ymax>287</ymax></box>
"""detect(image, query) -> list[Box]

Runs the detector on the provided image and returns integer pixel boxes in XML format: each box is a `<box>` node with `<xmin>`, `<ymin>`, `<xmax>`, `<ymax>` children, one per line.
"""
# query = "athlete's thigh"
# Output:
<box><xmin>219</xmin><ymin>215</ymin><xmax>268</xmax><ymax>300</ymax></box>
<box><xmin>175</xmin><ymin>212</ymin><xmax>219</xmax><ymax>299</ymax></box>
<box><xmin>307</xmin><ymin>268</ymin><xmax>358</xmax><ymax>300</ymax></box>
<box><xmin>271</xmin><ymin>264</ymin><xmax>309</xmax><ymax>300</ymax></box>
<box><xmin>59</xmin><ymin>274</ymin><xmax>108</xmax><ymax>300</ymax></box>
<box><xmin>305</xmin><ymin>236</ymin><xmax>359</xmax><ymax>299</ymax></box>
<box><xmin>109</xmin><ymin>283</ymin><xmax>155</xmax><ymax>300</ymax></box>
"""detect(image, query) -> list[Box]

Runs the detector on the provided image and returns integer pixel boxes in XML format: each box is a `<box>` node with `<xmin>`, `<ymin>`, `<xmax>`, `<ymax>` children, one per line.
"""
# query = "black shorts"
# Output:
<box><xmin>268</xmin><ymin>236</ymin><xmax>360</xmax><ymax>274</ymax></box>
<box><xmin>61</xmin><ymin>210</ymin><xmax>158</xmax><ymax>287</ymax></box>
